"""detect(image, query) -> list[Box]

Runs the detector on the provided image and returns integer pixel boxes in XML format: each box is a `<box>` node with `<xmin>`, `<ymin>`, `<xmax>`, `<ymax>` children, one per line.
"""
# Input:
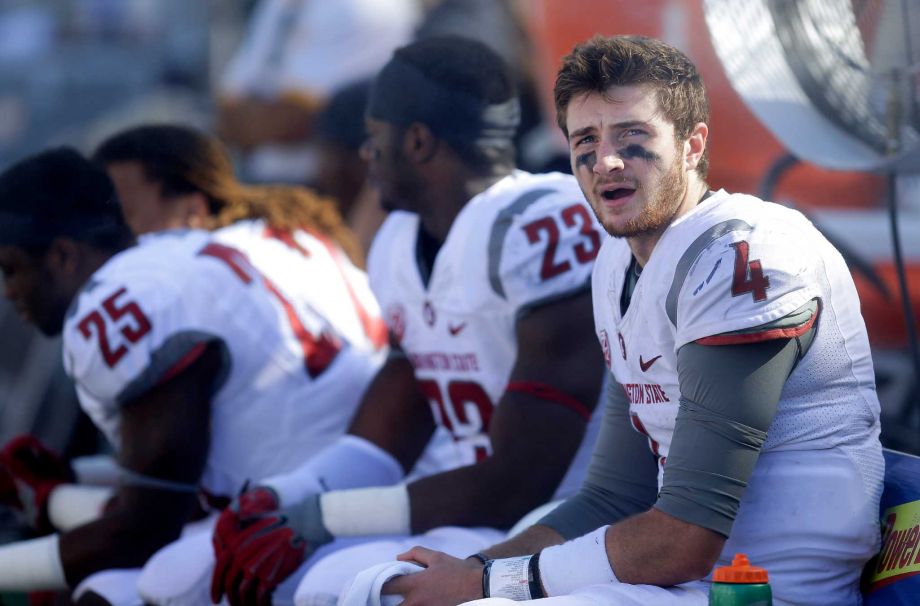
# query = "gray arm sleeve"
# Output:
<box><xmin>655</xmin><ymin>301</ymin><xmax>818</xmax><ymax>537</ymax></box>
<box><xmin>537</xmin><ymin>373</ymin><xmax>659</xmax><ymax>540</ymax></box>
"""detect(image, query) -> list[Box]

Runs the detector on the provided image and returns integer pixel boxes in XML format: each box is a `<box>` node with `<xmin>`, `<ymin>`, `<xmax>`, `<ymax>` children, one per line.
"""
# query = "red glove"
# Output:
<box><xmin>0</xmin><ymin>463</ymin><xmax>18</xmax><ymax>507</ymax></box>
<box><xmin>0</xmin><ymin>434</ymin><xmax>75</xmax><ymax>533</ymax></box>
<box><xmin>211</xmin><ymin>486</ymin><xmax>307</xmax><ymax>606</ymax></box>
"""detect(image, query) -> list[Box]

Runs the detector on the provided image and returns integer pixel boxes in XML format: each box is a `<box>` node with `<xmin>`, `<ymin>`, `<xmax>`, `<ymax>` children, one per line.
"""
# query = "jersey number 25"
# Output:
<box><xmin>77</xmin><ymin>287</ymin><xmax>152</xmax><ymax>368</ymax></box>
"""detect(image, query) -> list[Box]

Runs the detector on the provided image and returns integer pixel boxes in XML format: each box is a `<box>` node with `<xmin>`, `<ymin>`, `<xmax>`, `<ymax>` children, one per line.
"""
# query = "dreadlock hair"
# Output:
<box><xmin>93</xmin><ymin>124</ymin><xmax>363</xmax><ymax>265</ymax></box>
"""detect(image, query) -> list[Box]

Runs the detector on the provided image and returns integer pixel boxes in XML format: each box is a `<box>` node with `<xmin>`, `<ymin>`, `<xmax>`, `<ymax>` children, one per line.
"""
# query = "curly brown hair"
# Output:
<box><xmin>553</xmin><ymin>35</ymin><xmax>710</xmax><ymax>178</ymax></box>
<box><xmin>93</xmin><ymin>124</ymin><xmax>363</xmax><ymax>265</ymax></box>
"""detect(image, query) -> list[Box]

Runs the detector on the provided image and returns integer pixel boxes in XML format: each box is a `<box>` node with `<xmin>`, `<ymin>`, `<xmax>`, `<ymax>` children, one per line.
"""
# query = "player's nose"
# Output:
<box><xmin>594</xmin><ymin>140</ymin><xmax>625</xmax><ymax>175</ymax></box>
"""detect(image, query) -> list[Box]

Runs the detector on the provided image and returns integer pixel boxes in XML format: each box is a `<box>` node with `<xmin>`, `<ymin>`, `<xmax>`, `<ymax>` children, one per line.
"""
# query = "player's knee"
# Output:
<box><xmin>137</xmin><ymin>532</ymin><xmax>214</xmax><ymax>606</ymax></box>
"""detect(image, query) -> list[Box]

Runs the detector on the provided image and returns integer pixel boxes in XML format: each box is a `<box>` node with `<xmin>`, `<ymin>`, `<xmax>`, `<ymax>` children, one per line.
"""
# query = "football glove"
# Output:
<box><xmin>0</xmin><ymin>434</ymin><xmax>75</xmax><ymax>533</ymax></box>
<box><xmin>211</xmin><ymin>486</ymin><xmax>332</xmax><ymax>606</ymax></box>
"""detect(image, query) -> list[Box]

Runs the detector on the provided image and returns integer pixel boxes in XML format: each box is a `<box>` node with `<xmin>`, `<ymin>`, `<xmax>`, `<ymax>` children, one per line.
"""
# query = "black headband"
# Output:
<box><xmin>0</xmin><ymin>210</ymin><xmax>123</xmax><ymax>248</ymax></box>
<box><xmin>367</xmin><ymin>57</ymin><xmax>520</xmax><ymax>145</ymax></box>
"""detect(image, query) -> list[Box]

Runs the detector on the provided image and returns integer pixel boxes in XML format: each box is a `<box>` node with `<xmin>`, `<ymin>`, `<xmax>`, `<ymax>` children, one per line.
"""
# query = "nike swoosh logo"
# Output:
<box><xmin>448</xmin><ymin>322</ymin><xmax>467</xmax><ymax>336</ymax></box>
<box><xmin>639</xmin><ymin>355</ymin><xmax>662</xmax><ymax>372</ymax></box>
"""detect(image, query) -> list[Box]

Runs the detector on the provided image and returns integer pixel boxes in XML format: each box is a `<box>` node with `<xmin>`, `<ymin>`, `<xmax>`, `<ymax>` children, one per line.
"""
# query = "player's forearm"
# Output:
<box><xmin>606</xmin><ymin>508</ymin><xmax>724</xmax><ymax>585</ymax></box>
<box><xmin>407</xmin><ymin>453</ymin><xmax>565</xmax><ymax>533</ymax></box>
<box><xmin>311</xmin><ymin>456</ymin><xmax>561</xmax><ymax>541</ymax></box>
<box><xmin>58</xmin><ymin>488</ymin><xmax>196</xmax><ymax>585</ymax></box>
<box><xmin>481</xmin><ymin>524</ymin><xmax>565</xmax><ymax>559</ymax></box>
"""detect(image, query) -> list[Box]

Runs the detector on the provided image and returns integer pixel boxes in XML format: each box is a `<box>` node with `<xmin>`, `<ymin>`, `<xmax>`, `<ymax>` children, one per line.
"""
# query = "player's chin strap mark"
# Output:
<box><xmin>506</xmin><ymin>381</ymin><xmax>591</xmax><ymax>422</ymax></box>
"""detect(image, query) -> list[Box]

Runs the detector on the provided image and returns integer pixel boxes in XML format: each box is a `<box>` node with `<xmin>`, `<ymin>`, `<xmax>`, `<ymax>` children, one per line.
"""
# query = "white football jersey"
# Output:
<box><xmin>63</xmin><ymin>228</ymin><xmax>385</xmax><ymax>498</ymax></box>
<box><xmin>368</xmin><ymin>171</ymin><xmax>604</xmax><ymax>499</ymax></box>
<box><xmin>592</xmin><ymin>189</ymin><xmax>883</xmax><ymax>603</ymax></box>
<box><xmin>215</xmin><ymin>219</ymin><xmax>387</xmax><ymax>355</ymax></box>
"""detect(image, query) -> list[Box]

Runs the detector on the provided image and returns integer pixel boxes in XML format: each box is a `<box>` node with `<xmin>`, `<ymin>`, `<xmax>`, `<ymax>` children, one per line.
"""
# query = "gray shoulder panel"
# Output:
<box><xmin>116</xmin><ymin>331</ymin><xmax>229</xmax><ymax>405</ymax></box>
<box><xmin>665</xmin><ymin>219</ymin><xmax>753</xmax><ymax>326</ymax></box>
<box><xmin>487</xmin><ymin>188</ymin><xmax>556</xmax><ymax>299</ymax></box>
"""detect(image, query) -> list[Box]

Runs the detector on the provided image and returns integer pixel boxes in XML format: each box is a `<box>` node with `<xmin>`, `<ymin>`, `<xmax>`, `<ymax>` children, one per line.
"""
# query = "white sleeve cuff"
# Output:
<box><xmin>71</xmin><ymin>454</ymin><xmax>121</xmax><ymax>486</ymax></box>
<box><xmin>539</xmin><ymin>526</ymin><xmax>617</xmax><ymax>595</ymax></box>
<box><xmin>0</xmin><ymin>535</ymin><xmax>67</xmax><ymax>591</ymax></box>
<box><xmin>47</xmin><ymin>485</ymin><xmax>114</xmax><ymax>531</ymax></box>
<box><xmin>265</xmin><ymin>435</ymin><xmax>404</xmax><ymax>507</ymax></box>
<box><xmin>320</xmin><ymin>484</ymin><xmax>410</xmax><ymax>537</ymax></box>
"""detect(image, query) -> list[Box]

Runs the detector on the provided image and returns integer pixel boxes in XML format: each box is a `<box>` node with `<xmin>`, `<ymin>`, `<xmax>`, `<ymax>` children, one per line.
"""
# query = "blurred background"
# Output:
<box><xmin>0</xmin><ymin>0</ymin><xmax>917</xmax><ymax>467</ymax></box>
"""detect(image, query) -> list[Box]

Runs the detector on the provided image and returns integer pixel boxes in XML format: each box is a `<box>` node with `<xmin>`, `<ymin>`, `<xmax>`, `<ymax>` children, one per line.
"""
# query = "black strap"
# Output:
<box><xmin>529</xmin><ymin>551</ymin><xmax>546</xmax><ymax>598</ymax></box>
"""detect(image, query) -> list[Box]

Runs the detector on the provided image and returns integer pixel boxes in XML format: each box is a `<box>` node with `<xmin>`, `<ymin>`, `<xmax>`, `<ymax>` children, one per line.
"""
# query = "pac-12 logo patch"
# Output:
<box><xmin>618</xmin><ymin>332</ymin><xmax>627</xmax><ymax>360</ymax></box>
<box><xmin>387</xmin><ymin>303</ymin><xmax>407</xmax><ymax>343</ymax></box>
<box><xmin>599</xmin><ymin>329</ymin><xmax>611</xmax><ymax>367</ymax></box>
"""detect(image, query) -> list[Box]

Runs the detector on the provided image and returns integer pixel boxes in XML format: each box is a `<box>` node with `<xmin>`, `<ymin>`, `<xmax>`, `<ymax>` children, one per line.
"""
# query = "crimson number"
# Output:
<box><xmin>264</xmin><ymin>227</ymin><xmax>387</xmax><ymax>349</ymax></box>
<box><xmin>522</xmin><ymin>204</ymin><xmax>601</xmax><ymax>281</ymax></box>
<box><xmin>730</xmin><ymin>241</ymin><xmax>770</xmax><ymax>302</ymax></box>
<box><xmin>199</xmin><ymin>242</ymin><xmax>340</xmax><ymax>378</ymax></box>
<box><xmin>417</xmin><ymin>379</ymin><xmax>493</xmax><ymax>462</ymax></box>
<box><xmin>77</xmin><ymin>287</ymin><xmax>152</xmax><ymax>368</ymax></box>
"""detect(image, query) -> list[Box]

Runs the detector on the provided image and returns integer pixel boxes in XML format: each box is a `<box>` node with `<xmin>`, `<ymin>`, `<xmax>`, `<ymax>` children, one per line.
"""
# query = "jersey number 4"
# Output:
<box><xmin>730</xmin><ymin>241</ymin><xmax>770</xmax><ymax>302</ymax></box>
<box><xmin>77</xmin><ymin>287</ymin><xmax>152</xmax><ymax>368</ymax></box>
<box><xmin>523</xmin><ymin>204</ymin><xmax>601</xmax><ymax>280</ymax></box>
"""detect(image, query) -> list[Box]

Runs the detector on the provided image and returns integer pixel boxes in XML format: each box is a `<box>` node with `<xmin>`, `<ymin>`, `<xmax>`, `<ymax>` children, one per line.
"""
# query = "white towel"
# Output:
<box><xmin>338</xmin><ymin>561</ymin><xmax>424</xmax><ymax>606</ymax></box>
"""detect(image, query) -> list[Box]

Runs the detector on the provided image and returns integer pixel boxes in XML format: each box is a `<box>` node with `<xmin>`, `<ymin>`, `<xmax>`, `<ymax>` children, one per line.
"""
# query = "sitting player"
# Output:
<box><xmin>382</xmin><ymin>35</ymin><xmax>884</xmax><ymax>606</ymax></box>
<box><xmin>137</xmin><ymin>36</ymin><xmax>606</xmax><ymax>606</ymax></box>
<box><xmin>0</xmin><ymin>148</ymin><xmax>384</xmax><ymax>605</ymax></box>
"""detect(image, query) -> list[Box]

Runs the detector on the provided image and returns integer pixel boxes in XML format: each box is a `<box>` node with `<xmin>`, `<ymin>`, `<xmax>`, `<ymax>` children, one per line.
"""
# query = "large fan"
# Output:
<box><xmin>705</xmin><ymin>0</ymin><xmax>920</xmax><ymax>451</ymax></box>
<box><xmin>704</xmin><ymin>0</ymin><xmax>920</xmax><ymax>172</ymax></box>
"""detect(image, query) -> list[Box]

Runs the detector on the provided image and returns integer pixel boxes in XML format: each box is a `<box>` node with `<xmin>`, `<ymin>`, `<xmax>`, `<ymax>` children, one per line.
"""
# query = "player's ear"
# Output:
<box><xmin>684</xmin><ymin>122</ymin><xmax>708</xmax><ymax>172</ymax></box>
<box><xmin>44</xmin><ymin>237</ymin><xmax>81</xmax><ymax>275</ymax></box>
<box><xmin>402</xmin><ymin>122</ymin><xmax>438</xmax><ymax>164</ymax></box>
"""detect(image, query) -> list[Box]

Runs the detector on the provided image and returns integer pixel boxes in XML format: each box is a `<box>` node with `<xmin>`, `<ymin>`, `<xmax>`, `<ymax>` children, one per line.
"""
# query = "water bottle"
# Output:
<box><xmin>708</xmin><ymin>553</ymin><xmax>772</xmax><ymax>606</ymax></box>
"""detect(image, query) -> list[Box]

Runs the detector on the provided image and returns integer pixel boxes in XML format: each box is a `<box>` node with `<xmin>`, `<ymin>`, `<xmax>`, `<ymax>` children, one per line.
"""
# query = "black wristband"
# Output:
<box><xmin>482</xmin><ymin>559</ymin><xmax>493</xmax><ymax>598</ymax></box>
<box><xmin>468</xmin><ymin>552</ymin><xmax>490</xmax><ymax>566</ymax></box>
<box><xmin>528</xmin><ymin>551</ymin><xmax>546</xmax><ymax>598</ymax></box>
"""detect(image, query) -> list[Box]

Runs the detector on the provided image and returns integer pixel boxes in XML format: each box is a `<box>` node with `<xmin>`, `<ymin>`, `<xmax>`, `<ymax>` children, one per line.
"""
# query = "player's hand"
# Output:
<box><xmin>0</xmin><ymin>434</ymin><xmax>75</xmax><ymax>533</ymax></box>
<box><xmin>382</xmin><ymin>546</ymin><xmax>485</xmax><ymax>606</ymax></box>
<box><xmin>212</xmin><ymin>487</ymin><xmax>330</xmax><ymax>606</ymax></box>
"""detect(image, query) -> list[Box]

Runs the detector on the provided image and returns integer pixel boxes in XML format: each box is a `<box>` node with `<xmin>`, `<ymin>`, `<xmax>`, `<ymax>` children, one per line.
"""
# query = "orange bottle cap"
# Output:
<box><xmin>712</xmin><ymin>553</ymin><xmax>769</xmax><ymax>584</ymax></box>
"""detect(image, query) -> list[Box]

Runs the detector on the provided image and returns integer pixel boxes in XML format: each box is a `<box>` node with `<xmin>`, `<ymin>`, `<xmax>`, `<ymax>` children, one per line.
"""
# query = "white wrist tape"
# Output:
<box><xmin>47</xmin><ymin>484</ymin><xmax>114</xmax><ymax>531</ymax></box>
<box><xmin>265</xmin><ymin>435</ymin><xmax>404</xmax><ymax>507</ymax></box>
<box><xmin>71</xmin><ymin>454</ymin><xmax>121</xmax><ymax>486</ymax></box>
<box><xmin>539</xmin><ymin>526</ymin><xmax>617</xmax><ymax>595</ymax></box>
<box><xmin>485</xmin><ymin>555</ymin><xmax>539</xmax><ymax>600</ymax></box>
<box><xmin>0</xmin><ymin>535</ymin><xmax>67</xmax><ymax>591</ymax></box>
<box><xmin>320</xmin><ymin>484</ymin><xmax>410</xmax><ymax>537</ymax></box>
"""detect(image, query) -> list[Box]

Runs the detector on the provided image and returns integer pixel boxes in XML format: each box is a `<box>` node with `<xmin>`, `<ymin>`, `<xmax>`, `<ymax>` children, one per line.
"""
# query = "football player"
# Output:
<box><xmin>384</xmin><ymin>35</ymin><xmax>884</xmax><ymax>606</ymax></box>
<box><xmin>138</xmin><ymin>36</ymin><xmax>607</xmax><ymax>606</ymax></box>
<box><xmin>0</xmin><ymin>148</ymin><xmax>383</xmax><ymax>604</ymax></box>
